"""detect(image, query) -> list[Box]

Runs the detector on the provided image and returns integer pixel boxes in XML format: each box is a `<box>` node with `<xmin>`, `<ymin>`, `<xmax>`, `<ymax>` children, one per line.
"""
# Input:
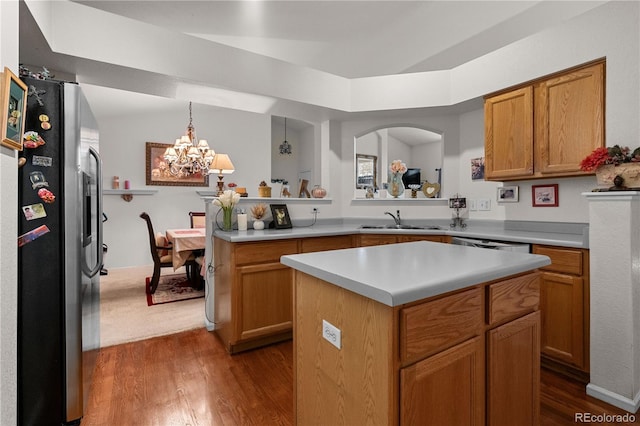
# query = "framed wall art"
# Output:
<box><xmin>145</xmin><ymin>142</ymin><xmax>209</xmax><ymax>187</ymax></box>
<box><xmin>1</xmin><ymin>67</ymin><xmax>28</xmax><ymax>150</ymax></box>
<box><xmin>532</xmin><ymin>184</ymin><xmax>559</xmax><ymax>207</ymax></box>
<box><xmin>497</xmin><ymin>186</ymin><xmax>519</xmax><ymax>203</ymax></box>
<box><xmin>269</xmin><ymin>204</ymin><xmax>292</xmax><ymax>229</ymax></box>
<box><xmin>471</xmin><ymin>157</ymin><xmax>485</xmax><ymax>180</ymax></box>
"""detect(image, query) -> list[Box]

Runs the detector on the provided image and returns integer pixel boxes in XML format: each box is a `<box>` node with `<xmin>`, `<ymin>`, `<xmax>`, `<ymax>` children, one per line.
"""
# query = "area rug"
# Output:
<box><xmin>146</xmin><ymin>274</ymin><xmax>204</xmax><ymax>306</ymax></box>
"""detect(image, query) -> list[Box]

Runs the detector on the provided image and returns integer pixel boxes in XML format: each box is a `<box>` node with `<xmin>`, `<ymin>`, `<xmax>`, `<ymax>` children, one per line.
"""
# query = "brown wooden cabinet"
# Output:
<box><xmin>485</xmin><ymin>60</ymin><xmax>604</xmax><ymax>181</ymax></box>
<box><xmin>358</xmin><ymin>234</ymin><xmax>399</xmax><ymax>246</ymax></box>
<box><xmin>214</xmin><ymin>238</ymin><xmax>298</xmax><ymax>353</ymax></box>
<box><xmin>214</xmin><ymin>235</ymin><xmax>355</xmax><ymax>353</ymax></box>
<box><xmin>532</xmin><ymin>245</ymin><xmax>590</xmax><ymax>377</ymax></box>
<box><xmin>399</xmin><ymin>234</ymin><xmax>448</xmax><ymax>243</ymax></box>
<box><xmin>487</xmin><ymin>311</ymin><xmax>540</xmax><ymax>426</ymax></box>
<box><xmin>295</xmin><ymin>269</ymin><xmax>542</xmax><ymax>425</ymax></box>
<box><xmin>484</xmin><ymin>86</ymin><xmax>534</xmax><ymax>180</ymax></box>
<box><xmin>358</xmin><ymin>233</ymin><xmax>446</xmax><ymax>246</ymax></box>
<box><xmin>300</xmin><ymin>234</ymin><xmax>355</xmax><ymax>253</ymax></box>
<box><xmin>401</xmin><ymin>337</ymin><xmax>484</xmax><ymax>426</ymax></box>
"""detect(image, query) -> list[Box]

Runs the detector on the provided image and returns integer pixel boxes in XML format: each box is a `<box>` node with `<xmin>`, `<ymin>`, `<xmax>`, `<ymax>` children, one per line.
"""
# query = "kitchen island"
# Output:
<box><xmin>281</xmin><ymin>241</ymin><xmax>551</xmax><ymax>426</ymax></box>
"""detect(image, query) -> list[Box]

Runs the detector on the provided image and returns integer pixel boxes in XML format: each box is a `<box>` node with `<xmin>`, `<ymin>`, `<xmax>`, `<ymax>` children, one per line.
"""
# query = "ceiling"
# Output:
<box><xmin>18</xmin><ymin>1</ymin><xmax>606</xmax><ymax>120</ymax></box>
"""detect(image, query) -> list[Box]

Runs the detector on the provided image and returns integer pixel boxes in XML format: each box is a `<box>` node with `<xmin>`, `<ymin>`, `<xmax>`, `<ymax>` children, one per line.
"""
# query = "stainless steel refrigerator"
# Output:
<box><xmin>17</xmin><ymin>77</ymin><xmax>102</xmax><ymax>425</ymax></box>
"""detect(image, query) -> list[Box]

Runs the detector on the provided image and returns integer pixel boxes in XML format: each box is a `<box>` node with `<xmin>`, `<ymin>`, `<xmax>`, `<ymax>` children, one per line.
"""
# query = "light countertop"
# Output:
<box><xmin>281</xmin><ymin>241</ymin><xmax>551</xmax><ymax>306</ymax></box>
<box><xmin>213</xmin><ymin>222</ymin><xmax>588</xmax><ymax>248</ymax></box>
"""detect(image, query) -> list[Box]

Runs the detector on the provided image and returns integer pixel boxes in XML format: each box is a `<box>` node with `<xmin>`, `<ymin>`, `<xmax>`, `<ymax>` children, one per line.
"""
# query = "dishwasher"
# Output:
<box><xmin>451</xmin><ymin>236</ymin><xmax>531</xmax><ymax>253</ymax></box>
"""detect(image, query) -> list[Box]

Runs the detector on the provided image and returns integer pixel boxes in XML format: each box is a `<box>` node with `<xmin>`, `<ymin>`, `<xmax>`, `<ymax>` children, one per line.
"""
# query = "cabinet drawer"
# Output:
<box><xmin>301</xmin><ymin>235</ymin><xmax>354</xmax><ymax>253</ymax></box>
<box><xmin>533</xmin><ymin>246</ymin><xmax>583</xmax><ymax>275</ymax></box>
<box><xmin>398</xmin><ymin>235</ymin><xmax>446</xmax><ymax>243</ymax></box>
<box><xmin>487</xmin><ymin>272</ymin><xmax>540</xmax><ymax>326</ymax></box>
<box><xmin>358</xmin><ymin>234</ymin><xmax>399</xmax><ymax>246</ymax></box>
<box><xmin>400</xmin><ymin>288</ymin><xmax>482</xmax><ymax>362</ymax></box>
<box><xmin>235</xmin><ymin>240</ymin><xmax>298</xmax><ymax>265</ymax></box>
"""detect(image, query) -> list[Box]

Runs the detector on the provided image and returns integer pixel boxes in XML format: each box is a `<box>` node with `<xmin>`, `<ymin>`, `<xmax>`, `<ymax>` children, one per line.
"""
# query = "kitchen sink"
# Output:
<box><xmin>384</xmin><ymin>224</ymin><xmax>424</xmax><ymax>229</ymax></box>
<box><xmin>359</xmin><ymin>225</ymin><xmax>443</xmax><ymax>230</ymax></box>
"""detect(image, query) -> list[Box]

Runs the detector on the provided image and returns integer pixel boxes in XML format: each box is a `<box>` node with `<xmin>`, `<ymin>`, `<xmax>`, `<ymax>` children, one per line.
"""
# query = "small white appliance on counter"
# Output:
<box><xmin>451</xmin><ymin>237</ymin><xmax>531</xmax><ymax>253</ymax></box>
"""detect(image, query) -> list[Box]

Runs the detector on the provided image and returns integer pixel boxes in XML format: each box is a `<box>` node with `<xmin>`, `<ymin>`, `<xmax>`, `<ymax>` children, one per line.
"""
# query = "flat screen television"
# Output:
<box><xmin>402</xmin><ymin>168</ymin><xmax>421</xmax><ymax>188</ymax></box>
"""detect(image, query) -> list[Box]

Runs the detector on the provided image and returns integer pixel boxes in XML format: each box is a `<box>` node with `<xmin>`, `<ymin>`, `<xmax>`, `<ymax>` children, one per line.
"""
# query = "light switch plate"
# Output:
<box><xmin>469</xmin><ymin>199</ymin><xmax>477</xmax><ymax>211</ymax></box>
<box><xmin>478</xmin><ymin>199</ymin><xmax>491</xmax><ymax>211</ymax></box>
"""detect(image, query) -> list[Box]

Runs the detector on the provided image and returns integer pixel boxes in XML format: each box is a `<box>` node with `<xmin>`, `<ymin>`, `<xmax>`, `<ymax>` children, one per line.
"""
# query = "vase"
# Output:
<box><xmin>253</xmin><ymin>219</ymin><xmax>265</xmax><ymax>230</ymax></box>
<box><xmin>222</xmin><ymin>207</ymin><xmax>234</xmax><ymax>231</ymax></box>
<box><xmin>388</xmin><ymin>173</ymin><xmax>405</xmax><ymax>198</ymax></box>
<box><xmin>596</xmin><ymin>163</ymin><xmax>640</xmax><ymax>189</ymax></box>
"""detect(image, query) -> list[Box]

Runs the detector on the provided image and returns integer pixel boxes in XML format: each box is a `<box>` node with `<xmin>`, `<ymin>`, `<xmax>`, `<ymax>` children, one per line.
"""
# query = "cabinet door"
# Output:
<box><xmin>535</xmin><ymin>62</ymin><xmax>604</xmax><ymax>175</ymax></box>
<box><xmin>540</xmin><ymin>271</ymin><xmax>585</xmax><ymax>368</ymax></box>
<box><xmin>484</xmin><ymin>86</ymin><xmax>534</xmax><ymax>180</ymax></box>
<box><xmin>235</xmin><ymin>262</ymin><xmax>293</xmax><ymax>342</ymax></box>
<box><xmin>487</xmin><ymin>311</ymin><xmax>540</xmax><ymax>426</ymax></box>
<box><xmin>400</xmin><ymin>337</ymin><xmax>484</xmax><ymax>426</ymax></box>
<box><xmin>358</xmin><ymin>234</ymin><xmax>399</xmax><ymax>246</ymax></box>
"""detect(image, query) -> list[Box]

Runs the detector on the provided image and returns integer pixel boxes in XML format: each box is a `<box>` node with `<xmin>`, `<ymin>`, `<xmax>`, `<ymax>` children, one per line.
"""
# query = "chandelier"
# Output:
<box><xmin>279</xmin><ymin>117</ymin><xmax>292</xmax><ymax>155</ymax></box>
<box><xmin>163</xmin><ymin>102</ymin><xmax>214</xmax><ymax>176</ymax></box>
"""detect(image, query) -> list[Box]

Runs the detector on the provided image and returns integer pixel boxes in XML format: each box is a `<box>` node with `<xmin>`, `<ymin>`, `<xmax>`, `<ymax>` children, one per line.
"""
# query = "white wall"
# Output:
<box><xmin>92</xmin><ymin>2</ymin><xmax>640</xmax><ymax>266</ymax></box>
<box><xmin>340</xmin><ymin>113</ymin><xmax>461</xmax><ymax>220</ymax></box>
<box><xmin>340</xmin><ymin>1</ymin><xmax>638</xmax><ymax>225</ymax></box>
<box><xmin>100</xmin><ymin>104</ymin><xmax>271</xmax><ymax>268</ymax></box>
<box><xmin>0</xmin><ymin>0</ymin><xmax>19</xmax><ymax>423</ymax></box>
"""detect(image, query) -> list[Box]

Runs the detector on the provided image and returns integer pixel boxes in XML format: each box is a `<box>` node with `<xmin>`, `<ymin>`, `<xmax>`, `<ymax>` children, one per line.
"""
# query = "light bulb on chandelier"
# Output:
<box><xmin>163</xmin><ymin>102</ymin><xmax>215</xmax><ymax>176</ymax></box>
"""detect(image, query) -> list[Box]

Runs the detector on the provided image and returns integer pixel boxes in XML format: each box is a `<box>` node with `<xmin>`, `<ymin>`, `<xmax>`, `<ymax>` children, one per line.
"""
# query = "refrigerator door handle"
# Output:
<box><xmin>86</xmin><ymin>146</ymin><xmax>103</xmax><ymax>278</ymax></box>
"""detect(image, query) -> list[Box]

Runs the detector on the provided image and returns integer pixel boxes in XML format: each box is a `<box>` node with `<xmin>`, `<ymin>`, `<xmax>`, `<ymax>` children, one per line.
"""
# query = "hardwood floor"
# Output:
<box><xmin>82</xmin><ymin>328</ymin><xmax>639</xmax><ymax>425</ymax></box>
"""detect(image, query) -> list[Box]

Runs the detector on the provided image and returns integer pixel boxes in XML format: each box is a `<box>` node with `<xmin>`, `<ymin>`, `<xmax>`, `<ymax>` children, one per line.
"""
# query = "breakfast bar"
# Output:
<box><xmin>281</xmin><ymin>241</ymin><xmax>551</xmax><ymax>426</ymax></box>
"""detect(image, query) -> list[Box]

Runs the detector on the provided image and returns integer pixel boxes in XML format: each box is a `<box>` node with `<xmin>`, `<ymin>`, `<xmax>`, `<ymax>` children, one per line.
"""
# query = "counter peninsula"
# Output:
<box><xmin>281</xmin><ymin>241</ymin><xmax>551</xmax><ymax>425</ymax></box>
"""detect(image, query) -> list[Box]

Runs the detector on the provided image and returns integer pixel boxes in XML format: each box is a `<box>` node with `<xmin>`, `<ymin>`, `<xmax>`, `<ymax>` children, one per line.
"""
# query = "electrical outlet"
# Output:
<box><xmin>322</xmin><ymin>319</ymin><xmax>341</xmax><ymax>349</ymax></box>
<box><xmin>311</xmin><ymin>207</ymin><xmax>319</xmax><ymax>215</ymax></box>
<box><xmin>469</xmin><ymin>199</ymin><xmax>477</xmax><ymax>211</ymax></box>
<box><xmin>478</xmin><ymin>198</ymin><xmax>491</xmax><ymax>211</ymax></box>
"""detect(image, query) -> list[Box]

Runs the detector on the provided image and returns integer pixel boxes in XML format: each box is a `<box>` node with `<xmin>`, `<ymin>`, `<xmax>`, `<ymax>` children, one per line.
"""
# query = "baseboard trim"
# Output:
<box><xmin>586</xmin><ymin>383</ymin><xmax>640</xmax><ymax>414</ymax></box>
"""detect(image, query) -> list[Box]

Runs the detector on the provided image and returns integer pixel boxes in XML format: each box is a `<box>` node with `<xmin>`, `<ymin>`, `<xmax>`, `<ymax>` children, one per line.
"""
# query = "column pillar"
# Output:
<box><xmin>584</xmin><ymin>191</ymin><xmax>640</xmax><ymax>413</ymax></box>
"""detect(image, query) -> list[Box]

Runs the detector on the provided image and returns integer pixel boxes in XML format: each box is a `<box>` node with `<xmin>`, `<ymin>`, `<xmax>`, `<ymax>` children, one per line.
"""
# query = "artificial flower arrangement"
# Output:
<box><xmin>388</xmin><ymin>160</ymin><xmax>408</xmax><ymax>198</ymax></box>
<box><xmin>214</xmin><ymin>190</ymin><xmax>241</xmax><ymax>231</ymax></box>
<box><xmin>250</xmin><ymin>203</ymin><xmax>268</xmax><ymax>220</ymax></box>
<box><xmin>580</xmin><ymin>145</ymin><xmax>640</xmax><ymax>172</ymax></box>
<box><xmin>389</xmin><ymin>159</ymin><xmax>407</xmax><ymax>175</ymax></box>
<box><xmin>250</xmin><ymin>203</ymin><xmax>268</xmax><ymax>230</ymax></box>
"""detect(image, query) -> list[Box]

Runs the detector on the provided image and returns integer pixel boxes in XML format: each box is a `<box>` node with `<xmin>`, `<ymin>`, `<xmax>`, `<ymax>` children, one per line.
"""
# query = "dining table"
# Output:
<box><xmin>165</xmin><ymin>228</ymin><xmax>206</xmax><ymax>271</ymax></box>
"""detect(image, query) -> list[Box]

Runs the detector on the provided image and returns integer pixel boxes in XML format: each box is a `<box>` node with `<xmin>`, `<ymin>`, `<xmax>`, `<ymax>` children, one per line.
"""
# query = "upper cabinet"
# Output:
<box><xmin>484</xmin><ymin>60</ymin><xmax>605</xmax><ymax>181</ymax></box>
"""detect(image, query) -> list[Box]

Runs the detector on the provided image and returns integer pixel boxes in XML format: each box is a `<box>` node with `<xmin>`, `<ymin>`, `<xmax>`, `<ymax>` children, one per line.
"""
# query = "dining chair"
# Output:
<box><xmin>140</xmin><ymin>212</ymin><xmax>198</xmax><ymax>294</ymax></box>
<box><xmin>189</xmin><ymin>211</ymin><xmax>206</xmax><ymax>228</ymax></box>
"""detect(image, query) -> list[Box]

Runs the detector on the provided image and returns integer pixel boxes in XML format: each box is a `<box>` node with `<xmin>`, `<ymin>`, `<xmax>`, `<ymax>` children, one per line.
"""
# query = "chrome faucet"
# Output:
<box><xmin>385</xmin><ymin>210</ymin><xmax>401</xmax><ymax>226</ymax></box>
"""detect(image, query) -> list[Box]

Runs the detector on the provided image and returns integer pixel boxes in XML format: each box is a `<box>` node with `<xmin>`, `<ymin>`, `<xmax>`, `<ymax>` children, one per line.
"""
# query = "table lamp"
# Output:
<box><xmin>210</xmin><ymin>153</ymin><xmax>235</xmax><ymax>195</ymax></box>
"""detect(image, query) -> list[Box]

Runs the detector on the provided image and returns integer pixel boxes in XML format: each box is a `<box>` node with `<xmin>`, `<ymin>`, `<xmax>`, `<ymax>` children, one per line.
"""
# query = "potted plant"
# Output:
<box><xmin>250</xmin><ymin>203</ymin><xmax>268</xmax><ymax>230</ymax></box>
<box><xmin>581</xmin><ymin>145</ymin><xmax>640</xmax><ymax>189</ymax></box>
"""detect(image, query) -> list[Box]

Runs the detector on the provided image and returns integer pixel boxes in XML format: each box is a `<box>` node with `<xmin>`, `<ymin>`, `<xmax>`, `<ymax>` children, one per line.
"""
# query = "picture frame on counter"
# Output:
<box><xmin>269</xmin><ymin>204</ymin><xmax>292</xmax><ymax>229</ymax></box>
<box><xmin>497</xmin><ymin>185</ymin><xmax>519</xmax><ymax>203</ymax></box>
<box><xmin>1</xmin><ymin>67</ymin><xmax>28</xmax><ymax>151</ymax></box>
<box><xmin>532</xmin><ymin>184</ymin><xmax>559</xmax><ymax>207</ymax></box>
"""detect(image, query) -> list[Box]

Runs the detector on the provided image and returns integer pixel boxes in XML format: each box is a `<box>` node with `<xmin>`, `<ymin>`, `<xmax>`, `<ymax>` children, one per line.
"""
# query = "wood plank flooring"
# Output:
<box><xmin>82</xmin><ymin>328</ymin><xmax>639</xmax><ymax>425</ymax></box>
